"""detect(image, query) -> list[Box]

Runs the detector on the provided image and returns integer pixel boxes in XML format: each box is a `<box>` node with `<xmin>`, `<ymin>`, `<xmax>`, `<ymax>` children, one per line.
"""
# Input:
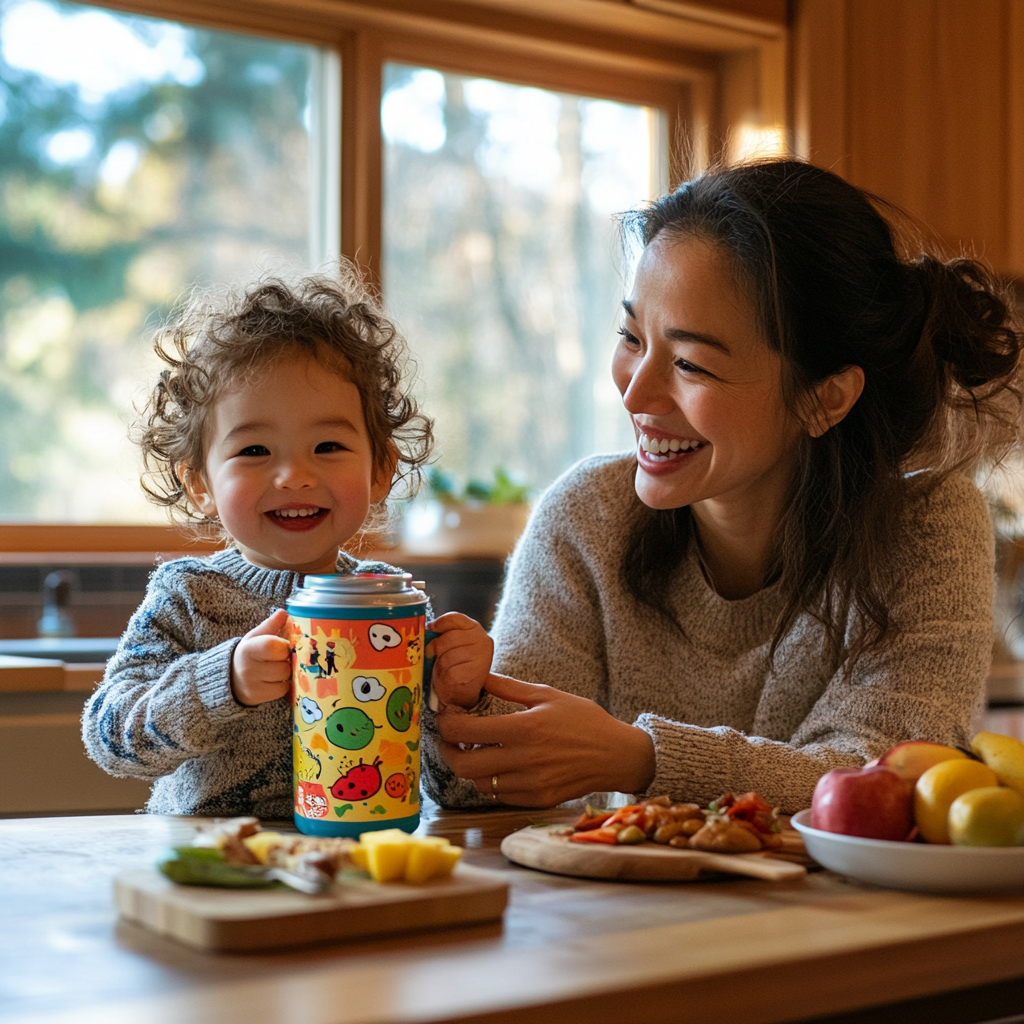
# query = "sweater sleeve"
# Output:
<box><xmin>637</xmin><ymin>475</ymin><xmax>995</xmax><ymax>812</ymax></box>
<box><xmin>81</xmin><ymin>564</ymin><xmax>250</xmax><ymax>780</ymax></box>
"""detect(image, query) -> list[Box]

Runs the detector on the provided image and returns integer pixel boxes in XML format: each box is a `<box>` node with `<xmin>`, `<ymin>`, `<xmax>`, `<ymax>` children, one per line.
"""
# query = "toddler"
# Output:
<box><xmin>82</xmin><ymin>268</ymin><xmax>492</xmax><ymax>816</ymax></box>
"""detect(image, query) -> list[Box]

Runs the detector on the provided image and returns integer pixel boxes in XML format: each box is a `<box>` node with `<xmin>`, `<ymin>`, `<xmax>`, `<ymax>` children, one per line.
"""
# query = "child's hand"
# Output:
<box><xmin>231</xmin><ymin>609</ymin><xmax>291</xmax><ymax>707</ymax></box>
<box><xmin>427</xmin><ymin>612</ymin><xmax>494</xmax><ymax>710</ymax></box>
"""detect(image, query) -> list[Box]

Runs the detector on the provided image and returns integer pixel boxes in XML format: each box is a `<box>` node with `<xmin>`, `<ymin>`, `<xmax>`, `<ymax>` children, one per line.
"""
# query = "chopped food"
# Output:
<box><xmin>158</xmin><ymin>818</ymin><xmax>462</xmax><ymax>890</ymax></box>
<box><xmin>686</xmin><ymin>820</ymin><xmax>762</xmax><ymax>853</ymax></box>
<box><xmin>566</xmin><ymin>793</ymin><xmax>783</xmax><ymax>853</ymax></box>
<box><xmin>350</xmin><ymin>830</ymin><xmax>463</xmax><ymax>883</ymax></box>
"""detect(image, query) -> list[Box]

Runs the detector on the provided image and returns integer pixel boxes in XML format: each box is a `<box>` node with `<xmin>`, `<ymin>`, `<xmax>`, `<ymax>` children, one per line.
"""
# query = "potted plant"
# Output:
<box><xmin>401</xmin><ymin>467</ymin><xmax>532</xmax><ymax>557</ymax></box>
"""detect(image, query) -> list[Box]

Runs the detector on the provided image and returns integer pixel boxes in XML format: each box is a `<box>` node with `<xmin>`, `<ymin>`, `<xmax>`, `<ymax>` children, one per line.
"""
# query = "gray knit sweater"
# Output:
<box><xmin>421</xmin><ymin>455</ymin><xmax>994</xmax><ymax>813</ymax></box>
<box><xmin>82</xmin><ymin>548</ymin><xmax>392</xmax><ymax>816</ymax></box>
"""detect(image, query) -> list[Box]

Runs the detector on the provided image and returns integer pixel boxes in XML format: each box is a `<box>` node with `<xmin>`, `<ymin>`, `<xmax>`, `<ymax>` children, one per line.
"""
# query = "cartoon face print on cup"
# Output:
<box><xmin>299</xmin><ymin>696</ymin><xmax>323</xmax><ymax>724</ymax></box>
<box><xmin>368</xmin><ymin>622</ymin><xmax>402</xmax><ymax>652</ymax></box>
<box><xmin>330</xmin><ymin>756</ymin><xmax>383</xmax><ymax>801</ymax></box>
<box><xmin>352</xmin><ymin>675</ymin><xmax>386</xmax><ymax>702</ymax></box>
<box><xmin>324</xmin><ymin>705</ymin><xmax>379</xmax><ymax>750</ymax></box>
<box><xmin>384</xmin><ymin>772</ymin><xmax>410</xmax><ymax>800</ymax></box>
<box><xmin>386</xmin><ymin>686</ymin><xmax>414</xmax><ymax>732</ymax></box>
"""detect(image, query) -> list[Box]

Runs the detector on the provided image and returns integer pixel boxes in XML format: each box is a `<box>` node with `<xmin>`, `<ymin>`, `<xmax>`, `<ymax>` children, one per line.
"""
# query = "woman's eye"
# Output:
<box><xmin>674</xmin><ymin>359</ymin><xmax>706</xmax><ymax>375</ymax></box>
<box><xmin>237</xmin><ymin>444</ymin><xmax>270</xmax><ymax>457</ymax></box>
<box><xmin>617</xmin><ymin>327</ymin><xmax>640</xmax><ymax>347</ymax></box>
<box><xmin>314</xmin><ymin>441</ymin><xmax>346</xmax><ymax>454</ymax></box>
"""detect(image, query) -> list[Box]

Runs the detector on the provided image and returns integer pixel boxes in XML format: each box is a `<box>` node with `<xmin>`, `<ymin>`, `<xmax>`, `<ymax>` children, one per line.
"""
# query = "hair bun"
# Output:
<box><xmin>916</xmin><ymin>255</ymin><xmax>1019</xmax><ymax>391</ymax></box>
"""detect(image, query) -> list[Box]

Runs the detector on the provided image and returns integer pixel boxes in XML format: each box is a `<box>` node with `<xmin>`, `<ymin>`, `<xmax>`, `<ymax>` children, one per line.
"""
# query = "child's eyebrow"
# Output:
<box><xmin>223</xmin><ymin>417</ymin><xmax>361</xmax><ymax>442</ymax></box>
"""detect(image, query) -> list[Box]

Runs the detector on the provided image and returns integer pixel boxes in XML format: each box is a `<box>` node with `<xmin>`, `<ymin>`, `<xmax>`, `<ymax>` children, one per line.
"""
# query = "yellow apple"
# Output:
<box><xmin>914</xmin><ymin>759</ymin><xmax>999</xmax><ymax>844</ymax></box>
<box><xmin>948</xmin><ymin>787</ymin><xmax>1024</xmax><ymax>847</ymax></box>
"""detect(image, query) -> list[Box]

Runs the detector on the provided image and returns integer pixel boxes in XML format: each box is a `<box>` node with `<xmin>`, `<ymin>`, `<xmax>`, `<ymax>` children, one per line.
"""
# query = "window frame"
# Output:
<box><xmin>0</xmin><ymin>0</ymin><xmax>788</xmax><ymax>554</ymax></box>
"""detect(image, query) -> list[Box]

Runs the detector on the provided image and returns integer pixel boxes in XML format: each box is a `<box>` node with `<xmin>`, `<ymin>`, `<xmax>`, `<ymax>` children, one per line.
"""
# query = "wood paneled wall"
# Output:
<box><xmin>793</xmin><ymin>0</ymin><xmax>1024</xmax><ymax>280</ymax></box>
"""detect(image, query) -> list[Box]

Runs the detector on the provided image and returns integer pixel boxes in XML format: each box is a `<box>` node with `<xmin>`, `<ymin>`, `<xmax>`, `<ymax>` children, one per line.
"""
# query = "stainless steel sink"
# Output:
<box><xmin>0</xmin><ymin>638</ymin><xmax>119</xmax><ymax>663</ymax></box>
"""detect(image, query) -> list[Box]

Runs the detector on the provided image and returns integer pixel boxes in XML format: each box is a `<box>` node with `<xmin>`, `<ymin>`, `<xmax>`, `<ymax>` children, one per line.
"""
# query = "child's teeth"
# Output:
<box><xmin>276</xmin><ymin>508</ymin><xmax>319</xmax><ymax>517</ymax></box>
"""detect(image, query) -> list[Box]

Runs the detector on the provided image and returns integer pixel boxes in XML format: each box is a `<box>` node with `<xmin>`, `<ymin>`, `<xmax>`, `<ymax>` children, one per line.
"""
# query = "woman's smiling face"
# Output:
<box><xmin>612</xmin><ymin>232</ymin><xmax>805</xmax><ymax>520</ymax></box>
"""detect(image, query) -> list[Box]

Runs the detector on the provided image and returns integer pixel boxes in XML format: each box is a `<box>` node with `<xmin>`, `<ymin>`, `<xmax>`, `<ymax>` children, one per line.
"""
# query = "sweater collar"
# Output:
<box><xmin>205</xmin><ymin>548</ymin><xmax>360</xmax><ymax>601</ymax></box>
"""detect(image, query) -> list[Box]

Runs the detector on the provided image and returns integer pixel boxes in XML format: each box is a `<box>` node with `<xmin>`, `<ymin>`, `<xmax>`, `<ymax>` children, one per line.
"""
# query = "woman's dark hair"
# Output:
<box><xmin>621</xmin><ymin>159</ymin><xmax>1024</xmax><ymax>674</ymax></box>
<box><xmin>137</xmin><ymin>263</ymin><xmax>433</xmax><ymax>538</ymax></box>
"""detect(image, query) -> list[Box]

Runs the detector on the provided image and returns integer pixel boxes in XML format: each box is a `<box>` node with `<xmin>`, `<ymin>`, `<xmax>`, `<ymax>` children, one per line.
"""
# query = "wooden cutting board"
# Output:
<box><xmin>115</xmin><ymin>863</ymin><xmax>509</xmax><ymax>952</ymax></box>
<box><xmin>501</xmin><ymin>825</ymin><xmax>808</xmax><ymax>882</ymax></box>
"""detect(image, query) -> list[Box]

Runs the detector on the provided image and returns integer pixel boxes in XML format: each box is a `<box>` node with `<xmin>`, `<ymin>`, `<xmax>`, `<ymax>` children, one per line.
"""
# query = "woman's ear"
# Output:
<box><xmin>177</xmin><ymin>462</ymin><xmax>218</xmax><ymax>518</ymax></box>
<box><xmin>370</xmin><ymin>441</ymin><xmax>399</xmax><ymax>503</ymax></box>
<box><xmin>805</xmin><ymin>365</ymin><xmax>865</xmax><ymax>438</ymax></box>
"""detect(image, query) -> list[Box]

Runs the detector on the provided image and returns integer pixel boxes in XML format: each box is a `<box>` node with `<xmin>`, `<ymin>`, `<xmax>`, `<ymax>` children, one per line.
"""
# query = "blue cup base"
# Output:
<box><xmin>293</xmin><ymin>811</ymin><xmax>420</xmax><ymax>837</ymax></box>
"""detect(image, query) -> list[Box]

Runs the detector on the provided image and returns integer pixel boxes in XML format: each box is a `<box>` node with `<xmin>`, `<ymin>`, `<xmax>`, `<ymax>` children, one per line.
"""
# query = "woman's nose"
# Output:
<box><xmin>619</xmin><ymin>353</ymin><xmax>675</xmax><ymax>417</ymax></box>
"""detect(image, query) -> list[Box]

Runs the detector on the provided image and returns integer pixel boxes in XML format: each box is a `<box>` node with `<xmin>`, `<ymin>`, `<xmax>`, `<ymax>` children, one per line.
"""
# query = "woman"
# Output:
<box><xmin>422</xmin><ymin>159</ymin><xmax>1024</xmax><ymax>814</ymax></box>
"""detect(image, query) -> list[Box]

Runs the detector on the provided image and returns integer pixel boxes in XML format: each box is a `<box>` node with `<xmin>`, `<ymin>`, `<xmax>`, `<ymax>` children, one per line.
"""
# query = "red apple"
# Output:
<box><xmin>811</xmin><ymin>765</ymin><xmax>913</xmax><ymax>840</ymax></box>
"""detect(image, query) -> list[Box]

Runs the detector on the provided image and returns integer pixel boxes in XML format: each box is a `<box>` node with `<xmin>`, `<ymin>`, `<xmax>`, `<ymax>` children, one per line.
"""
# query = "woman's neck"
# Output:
<box><xmin>690</xmin><ymin>499</ymin><xmax>782</xmax><ymax>600</ymax></box>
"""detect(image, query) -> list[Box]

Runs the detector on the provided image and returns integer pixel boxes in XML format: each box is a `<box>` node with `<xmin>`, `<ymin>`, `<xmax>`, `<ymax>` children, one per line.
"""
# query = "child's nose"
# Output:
<box><xmin>274</xmin><ymin>456</ymin><xmax>318</xmax><ymax>488</ymax></box>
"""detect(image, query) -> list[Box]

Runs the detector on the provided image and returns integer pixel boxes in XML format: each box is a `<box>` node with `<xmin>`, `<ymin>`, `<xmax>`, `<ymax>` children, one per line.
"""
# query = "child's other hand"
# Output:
<box><xmin>231</xmin><ymin>609</ymin><xmax>291</xmax><ymax>707</ymax></box>
<box><xmin>427</xmin><ymin>612</ymin><xmax>494</xmax><ymax>710</ymax></box>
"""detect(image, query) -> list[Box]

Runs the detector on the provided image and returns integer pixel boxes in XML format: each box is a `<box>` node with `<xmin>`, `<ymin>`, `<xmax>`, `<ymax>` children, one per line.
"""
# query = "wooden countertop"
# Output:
<box><xmin>2</xmin><ymin>803</ymin><xmax>1023</xmax><ymax>1024</ymax></box>
<box><xmin>0</xmin><ymin>658</ymin><xmax>104</xmax><ymax>693</ymax></box>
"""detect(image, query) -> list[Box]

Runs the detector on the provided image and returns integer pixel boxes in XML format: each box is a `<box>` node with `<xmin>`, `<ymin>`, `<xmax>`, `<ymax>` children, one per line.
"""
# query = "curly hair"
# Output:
<box><xmin>136</xmin><ymin>263</ymin><xmax>433</xmax><ymax>537</ymax></box>
<box><xmin>619</xmin><ymin>159</ymin><xmax>1024</xmax><ymax>678</ymax></box>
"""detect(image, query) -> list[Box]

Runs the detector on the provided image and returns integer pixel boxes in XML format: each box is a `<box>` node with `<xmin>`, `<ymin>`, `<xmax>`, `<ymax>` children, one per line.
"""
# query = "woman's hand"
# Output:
<box><xmin>230</xmin><ymin>609</ymin><xmax>291</xmax><ymax>706</ymax></box>
<box><xmin>427</xmin><ymin>612</ymin><xmax>494</xmax><ymax>709</ymax></box>
<box><xmin>435</xmin><ymin>673</ymin><xmax>656</xmax><ymax>807</ymax></box>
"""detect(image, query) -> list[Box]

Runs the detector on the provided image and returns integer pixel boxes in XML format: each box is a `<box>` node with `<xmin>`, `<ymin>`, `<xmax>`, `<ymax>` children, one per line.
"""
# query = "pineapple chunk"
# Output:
<box><xmin>404</xmin><ymin>838</ymin><xmax>462</xmax><ymax>884</ymax></box>
<box><xmin>359</xmin><ymin>828</ymin><xmax>415</xmax><ymax>844</ymax></box>
<box><xmin>362</xmin><ymin>833</ymin><xmax>414</xmax><ymax>882</ymax></box>
<box><xmin>353</xmin><ymin>831</ymin><xmax>462</xmax><ymax>883</ymax></box>
<box><xmin>241</xmin><ymin>831</ymin><xmax>284</xmax><ymax>865</ymax></box>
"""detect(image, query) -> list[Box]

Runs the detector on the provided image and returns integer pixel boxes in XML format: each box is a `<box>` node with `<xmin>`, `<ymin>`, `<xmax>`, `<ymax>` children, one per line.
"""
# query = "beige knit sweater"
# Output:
<box><xmin>421</xmin><ymin>455</ymin><xmax>994</xmax><ymax>813</ymax></box>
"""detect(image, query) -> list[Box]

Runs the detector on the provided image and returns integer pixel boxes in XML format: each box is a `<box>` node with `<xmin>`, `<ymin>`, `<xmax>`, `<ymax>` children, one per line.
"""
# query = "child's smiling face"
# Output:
<box><xmin>183</xmin><ymin>352</ymin><xmax>391</xmax><ymax>574</ymax></box>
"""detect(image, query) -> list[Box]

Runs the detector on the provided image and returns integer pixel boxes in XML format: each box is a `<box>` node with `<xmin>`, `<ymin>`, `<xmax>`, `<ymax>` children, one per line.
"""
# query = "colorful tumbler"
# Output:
<box><xmin>286</xmin><ymin>572</ymin><xmax>426</xmax><ymax>837</ymax></box>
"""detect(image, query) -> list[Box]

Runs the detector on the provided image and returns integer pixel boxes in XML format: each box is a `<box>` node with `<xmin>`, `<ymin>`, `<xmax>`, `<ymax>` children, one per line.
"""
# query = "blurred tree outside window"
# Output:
<box><xmin>0</xmin><ymin>7</ymin><xmax>667</xmax><ymax>525</ymax></box>
<box><xmin>382</xmin><ymin>65</ymin><xmax>664</xmax><ymax>497</ymax></box>
<box><xmin>0</xmin><ymin>0</ymin><xmax>334</xmax><ymax>521</ymax></box>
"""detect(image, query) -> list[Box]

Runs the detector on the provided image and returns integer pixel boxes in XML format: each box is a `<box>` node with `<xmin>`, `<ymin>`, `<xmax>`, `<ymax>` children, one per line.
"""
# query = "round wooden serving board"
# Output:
<box><xmin>501</xmin><ymin>825</ymin><xmax>808</xmax><ymax>882</ymax></box>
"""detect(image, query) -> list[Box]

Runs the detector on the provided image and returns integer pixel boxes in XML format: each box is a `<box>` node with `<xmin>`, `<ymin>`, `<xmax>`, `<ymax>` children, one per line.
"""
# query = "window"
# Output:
<box><xmin>0</xmin><ymin>0</ymin><xmax>787</xmax><ymax>542</ymax></box>
<box><xmin>382</xmin><ymin>65</ymin><xmax>664</xmax><ymax>491</ymax></box>
<box><xmin>0</xmin><ymin>0</ymin><xmax>336</xmax><ymax>521</ymax></box>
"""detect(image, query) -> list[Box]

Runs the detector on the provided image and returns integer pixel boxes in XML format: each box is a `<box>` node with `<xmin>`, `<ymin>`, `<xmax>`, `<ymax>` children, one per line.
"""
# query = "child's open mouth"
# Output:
<box><xmin>266</xmin><ymin>506</ymin><xmax>329</xmax><ymax>531</ymax></box>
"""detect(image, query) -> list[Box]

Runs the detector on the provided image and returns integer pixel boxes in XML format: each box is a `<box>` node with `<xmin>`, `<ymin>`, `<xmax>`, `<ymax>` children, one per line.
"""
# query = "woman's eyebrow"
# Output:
<box><xmin>621</xmin><ymin>299</ymin><xmax>731</xmax><ymax>355</ymax></box>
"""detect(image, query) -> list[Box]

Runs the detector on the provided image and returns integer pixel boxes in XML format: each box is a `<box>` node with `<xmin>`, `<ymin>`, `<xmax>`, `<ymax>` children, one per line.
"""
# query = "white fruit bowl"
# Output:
<box><xmin>791</xmin><ymin>809</ymin><xmax>1024</xmax><ymax>892</ymax></box>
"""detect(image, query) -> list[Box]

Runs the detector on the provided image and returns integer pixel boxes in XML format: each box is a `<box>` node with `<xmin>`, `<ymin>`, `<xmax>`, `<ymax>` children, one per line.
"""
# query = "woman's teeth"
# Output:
<box><xmin>638</xmin><ymin>433</ymin><xmax>704</xmax><ymax>462</ymax></box>
<box><xmin>272</xmin><ymin>508</ymin><xmax>322</xmax><ymax>518</ymax></box>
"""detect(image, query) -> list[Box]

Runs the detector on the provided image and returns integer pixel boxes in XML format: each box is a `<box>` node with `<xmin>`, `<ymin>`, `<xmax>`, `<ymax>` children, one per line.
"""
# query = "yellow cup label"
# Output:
<box><xmin>289</xmin><ymin>612</ymin><xmax>423</xmax><ymax>824</ymax></box>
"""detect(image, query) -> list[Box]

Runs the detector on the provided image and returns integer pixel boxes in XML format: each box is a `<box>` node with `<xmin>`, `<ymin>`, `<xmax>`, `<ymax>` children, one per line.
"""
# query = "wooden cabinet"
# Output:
<box><xmin>793</xmin><ymin>0</ymin><xmax>1024</xmax><ymax>281</ymax></box>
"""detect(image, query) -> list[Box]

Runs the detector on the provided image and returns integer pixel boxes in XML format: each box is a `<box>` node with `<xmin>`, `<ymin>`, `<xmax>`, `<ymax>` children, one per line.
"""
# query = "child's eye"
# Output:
<box><xmin>237</xmin><ymin>444</ymin><xmax>270</xmax><ymax>457</ymax></box>
<box><xmin>617</xmin><ymin>327</ymin><xmax>640</xmax><ymax>347</ymax></box>
<box><xmin>314</xmin><ymin>441</ymin><xmax>347</xmax><ymax>454</ymax></box>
